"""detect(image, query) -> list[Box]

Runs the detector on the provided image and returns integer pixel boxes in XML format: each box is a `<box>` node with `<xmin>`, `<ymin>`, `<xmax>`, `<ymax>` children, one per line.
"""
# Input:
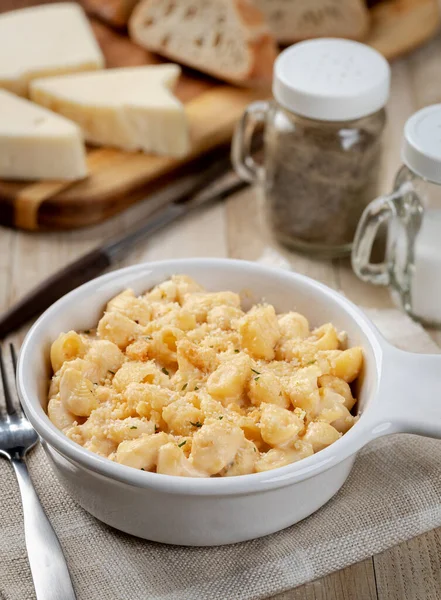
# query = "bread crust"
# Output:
<box><xmin>129</xmin><ymin>0</ymin><xmax>276</xmax><ymax>86</ymax></box>
<box><xmin>233</xmin><ymin>0</ymin><xmax>277</xmax><ymax>86</ymax></box>
<box><xmin>254</xmin><ymin>0</ymin><xmax>370</xmax><ymax>44</ymax></box>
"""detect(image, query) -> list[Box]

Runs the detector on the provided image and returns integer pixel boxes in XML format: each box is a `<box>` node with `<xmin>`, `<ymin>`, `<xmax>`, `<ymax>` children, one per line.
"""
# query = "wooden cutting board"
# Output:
<box><xmin>0</xmin><ymin>0</ymin><xmax>439</xmax><ymax>231</ymax></box>
<box><xmin>0</xmin><ymin>19</ymin><xmax>266</xmax><ymax>231</ymax></box>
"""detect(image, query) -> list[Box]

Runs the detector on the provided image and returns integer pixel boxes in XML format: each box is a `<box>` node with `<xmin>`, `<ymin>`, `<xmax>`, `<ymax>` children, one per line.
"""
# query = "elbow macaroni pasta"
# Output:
<box><xmin>47</xmin><ymin>275</ymin><xmax>362</xmax><ymax>477</ymax></box>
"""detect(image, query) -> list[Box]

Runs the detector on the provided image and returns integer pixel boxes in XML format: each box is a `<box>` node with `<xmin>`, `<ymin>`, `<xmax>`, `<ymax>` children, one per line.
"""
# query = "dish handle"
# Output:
<box><xmin>365</xmin><ymin>344</ymin><xmax>441</xmax><ymax>439</ymax></box>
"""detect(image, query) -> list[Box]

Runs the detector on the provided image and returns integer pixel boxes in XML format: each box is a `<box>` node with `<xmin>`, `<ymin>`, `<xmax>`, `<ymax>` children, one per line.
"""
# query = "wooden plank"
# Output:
<box><xmin>274</xmin><ymin>29</ymin><xmax>441</xmax><ymax>597</ymax></box>
<box><xmin>1</xmin><ymin>3</ymin><xmax>441</xmax><ymax>600</ymax></box>
<box><xmin>268</xmin><ymin>559</ymin><xmax>378</xmax><ymax>600</ymax></box>
<box><xmin>369</xmin><ymin>14</ymin><xmax>441</xmax><ymax>596</ymax></box>
<box><xmin>0</xmin><ymin>0</ymin><xmax>439</xmax><ymax>231</ymax></box>
<box><xmin>0</xmin><ymin>226</ymin><xmax>14</xmax><ymax>313</ymax></box>
<box><xmin>224</xmin><ymin>181</ymin><xmax>359</xmax><ymax>600</ymax></box>
<box><xmin>0</xmin><ymin>4</ymin><xmax>267</xmax><ymax>231</ymax></box>
<box><xmin>336</xmin><ymin>55</ymin><xmax>417</xmax><ymax>310</ymax></box>
<box><xmin>225</xmin><ymin>188</ymin><xmax>338</xmax><ymax>288</ymax></box>
<box><xmin>0</xmin><ymin>85</ymin><xmax>266</xmax><ymax>229</ymax></box>
<box><xmin>333</xmin><ymin>22</ymin><xmax>441</xmax><ymax>597</ymax></box>
<box><xmin>330</xmin><ymin>49</ymin><xmax>405</xmax><ymax>599</ymax></box>
<box><xmin>373</xmin><ymin>529</ymin><xmax>441</xmax><ymax>600</ymax></box>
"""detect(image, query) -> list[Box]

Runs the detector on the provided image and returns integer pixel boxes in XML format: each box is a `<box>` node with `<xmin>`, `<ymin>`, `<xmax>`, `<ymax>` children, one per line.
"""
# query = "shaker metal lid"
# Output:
<box><xmin>402</xmin><ymin>104</ymin><xmax>441</xmax><ymax>184</ymax></box>
<box><xmin>273</xmin><ymin>39</ymin><xmax>390</xmax><ymax>121</ymax></box>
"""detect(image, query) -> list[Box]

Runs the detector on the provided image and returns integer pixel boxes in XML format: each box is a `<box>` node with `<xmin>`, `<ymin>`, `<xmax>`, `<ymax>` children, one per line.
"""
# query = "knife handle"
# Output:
<box><xmin>0</xmin><ymin>248</ymin><xmax>111</xmax><ymax>339</ymax></box>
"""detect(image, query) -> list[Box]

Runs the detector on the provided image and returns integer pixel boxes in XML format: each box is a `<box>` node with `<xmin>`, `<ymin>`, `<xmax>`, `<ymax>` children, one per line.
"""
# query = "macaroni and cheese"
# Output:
<box><xmin>47</xmin><ymin>275</ymin><xmax>362</xmax><ymax>477</ymax></box>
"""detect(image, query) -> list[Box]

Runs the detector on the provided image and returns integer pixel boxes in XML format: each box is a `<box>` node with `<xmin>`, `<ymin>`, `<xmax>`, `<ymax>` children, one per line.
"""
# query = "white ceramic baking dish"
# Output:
<box><xmin>17</xmin><ymin>259</ymin><xmax>441</xmax><ymax>546</ymax></box>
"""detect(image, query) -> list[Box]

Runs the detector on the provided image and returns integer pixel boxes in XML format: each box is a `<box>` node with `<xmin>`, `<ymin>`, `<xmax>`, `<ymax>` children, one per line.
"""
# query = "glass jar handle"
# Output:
<box><xmin>231</xmin><ymin>101</ymin><xmax>269</xmax><ymax>184</ymax></box>
<box><xmin>352</xmin><ymin>194</ymin><xmax>396</xmax><ymax>286</ymax></box>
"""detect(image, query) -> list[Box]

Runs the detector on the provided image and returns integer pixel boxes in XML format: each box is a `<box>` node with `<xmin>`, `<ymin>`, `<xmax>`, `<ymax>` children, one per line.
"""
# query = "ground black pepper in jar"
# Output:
<box><xmin>232</xmin><ymin>39</ymin><xmax>391</xmax><ymax>257</ymax></box>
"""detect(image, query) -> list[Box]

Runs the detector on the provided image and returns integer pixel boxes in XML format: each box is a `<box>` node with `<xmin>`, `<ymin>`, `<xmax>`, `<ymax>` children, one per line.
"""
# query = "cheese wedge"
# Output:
<box><xmin>30</xmin><ymin>65</ymin><xmax>190</xmax><ymax>157</ymax></box>
<box><xmin>0</xmin><ymin>3</ymin><xmax>104</xmax><ymax>97</ymax></box>
<box><xmin>0</xmin><ymin>90</ymin><xmax>88</xmax><ymax>181</ymax></box>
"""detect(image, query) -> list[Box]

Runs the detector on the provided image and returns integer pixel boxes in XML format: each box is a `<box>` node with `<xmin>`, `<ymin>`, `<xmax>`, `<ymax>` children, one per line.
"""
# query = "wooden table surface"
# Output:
<box><xmin>1</xmin><ymin>2</ymin><xmax>441</xmax><ymax>598</ymax></box>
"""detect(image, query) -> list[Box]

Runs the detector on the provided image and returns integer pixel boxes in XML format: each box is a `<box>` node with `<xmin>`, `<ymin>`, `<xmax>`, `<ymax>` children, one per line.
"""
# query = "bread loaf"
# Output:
<box><xmin>253</xmin><ymin>0</ymin><xmax>370</xmax><ymax>44</ymax></box>
<box><xmin>129</xmin><ymin>0</ymin><xmax>277</xmax><ymax>86</ymax></box>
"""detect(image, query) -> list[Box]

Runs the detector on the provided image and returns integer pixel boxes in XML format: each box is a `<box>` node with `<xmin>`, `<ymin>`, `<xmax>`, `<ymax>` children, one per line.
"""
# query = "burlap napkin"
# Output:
<box><xmin>1</xmin><ymin>309</ymin><xmax>440</xmax><ymax>600</ymax></box>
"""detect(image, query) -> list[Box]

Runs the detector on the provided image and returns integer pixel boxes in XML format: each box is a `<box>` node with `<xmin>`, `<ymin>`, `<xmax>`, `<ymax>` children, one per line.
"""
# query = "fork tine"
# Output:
<box><xmin>10</xmin><ymin>343</ymin><xmax>17</xmax><ymax>374</ymax></box>
<box><xmin>0</xmin><ymin>345</ymin><xmax>16</xmax><ymax>415</ymax></box>
<box><xmin>9</xmin><ymin>343</ymin><xmax>24</xmax><ymax>415</ymax></box>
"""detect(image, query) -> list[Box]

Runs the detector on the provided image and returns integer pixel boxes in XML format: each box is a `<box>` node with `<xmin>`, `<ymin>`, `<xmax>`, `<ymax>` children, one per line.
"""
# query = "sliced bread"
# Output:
<box><xmin>129</xmin><ymin>0</ymin><xmax>277</xmax><ymax>86</ymax></box>
<box><xmin>253</xmin><ymin>0</ymin><xmax>370</xmax><ymax>44</ymax></box>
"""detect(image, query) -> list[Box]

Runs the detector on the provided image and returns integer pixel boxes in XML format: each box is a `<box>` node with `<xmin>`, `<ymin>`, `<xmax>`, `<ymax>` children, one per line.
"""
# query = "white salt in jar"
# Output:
<box><xmin>352</xmin><ymin>104</ymin><xmax>441</xmax><ymax>327</ymax></box>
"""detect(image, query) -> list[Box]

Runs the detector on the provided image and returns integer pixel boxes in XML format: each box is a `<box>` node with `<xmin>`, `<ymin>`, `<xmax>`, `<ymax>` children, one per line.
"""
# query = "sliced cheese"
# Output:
<box><xmin>0</xmin><ymin>90</ymin><xmax>88</xmax><ymax>181</ymax></box>
<box><xmin>0</xmin><ymin>3</ymin><xmax>104</xmax><ymax>97</ymax></box>
<box><xmin>30</xmin><ymin>65</ymin><xmax>190</xmax><ymax>157</ymax></box>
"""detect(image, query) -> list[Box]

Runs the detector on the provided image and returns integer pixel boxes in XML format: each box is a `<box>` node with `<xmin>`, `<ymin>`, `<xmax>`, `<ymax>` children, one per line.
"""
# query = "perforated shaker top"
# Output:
<box><xmin>402</xmin><ymin>104</ymin><xmax>441</xmax><ymax>184</ymax></box>
<box><xmin>273</xmin><ymin>39</ymin><xmax>390</xmax><ymax>122</ymax></box>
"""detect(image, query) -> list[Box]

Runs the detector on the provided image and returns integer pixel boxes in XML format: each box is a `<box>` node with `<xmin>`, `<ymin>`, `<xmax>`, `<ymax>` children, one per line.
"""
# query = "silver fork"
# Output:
<box><xmin>0</xmin><ymin>344</ymin><xmax>77</xmax><ymax>600</ymax></box>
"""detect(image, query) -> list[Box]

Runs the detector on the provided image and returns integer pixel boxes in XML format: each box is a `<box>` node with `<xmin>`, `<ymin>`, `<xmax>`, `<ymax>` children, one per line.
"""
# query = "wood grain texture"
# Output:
<box><xmin>225</xmin><ymin>9</ymin><xmax>441</xmax><ymax>597</ymax></box>
<box><xmin>0</xmin><ymin>6</ymin><xmax>266</xmax><ymax>231</ymax></box>
<box><xmin>0</xmin><ymin>0</ymin><xmax>439</xmax><ymax>231</ymax></box>
<box><xmin>0</xmin><ymin>1</ymin><xmax>441</xmax><ymax>599</ymax></box>
<box><xmin>270</xmin><ymin>560</ymin><xmax>379</xmax><ymax>600</ymax></box>
<box><xmin>374</xmin><ymin>529</ymin><xmax>441</xmax><ymax>600</ymax></box>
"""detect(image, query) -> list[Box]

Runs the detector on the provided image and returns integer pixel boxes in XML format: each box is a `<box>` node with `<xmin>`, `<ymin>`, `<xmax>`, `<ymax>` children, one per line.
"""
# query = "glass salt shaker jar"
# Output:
<box><xmin>232</xmin><ymin>39</ymin><xmax>390</xmax><ymax>257</ymax></box>
<box><xmin>352</xmin><ymin>104</ymin><xmax>441</xmax><ymax>328</ymax></box>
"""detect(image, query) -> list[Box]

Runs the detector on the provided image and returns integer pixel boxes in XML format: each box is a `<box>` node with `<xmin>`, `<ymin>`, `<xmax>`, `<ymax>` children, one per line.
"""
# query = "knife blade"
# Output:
<box><xmin>0</xmin><ymin>166</ymin><xmax>247</xmax><ymax>339</ymax></box>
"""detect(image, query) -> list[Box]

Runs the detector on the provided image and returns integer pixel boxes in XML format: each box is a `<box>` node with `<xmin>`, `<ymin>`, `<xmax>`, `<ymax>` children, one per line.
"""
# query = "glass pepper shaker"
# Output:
<box><xmin>232</xmin><ymin>38</ymin><xmax>391</xmax><ymax>257</ymax></box>
<box><xmin>352</xmin><ymin>104</ymin><xmax>441</xmax><ymax>328</ymax></box>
